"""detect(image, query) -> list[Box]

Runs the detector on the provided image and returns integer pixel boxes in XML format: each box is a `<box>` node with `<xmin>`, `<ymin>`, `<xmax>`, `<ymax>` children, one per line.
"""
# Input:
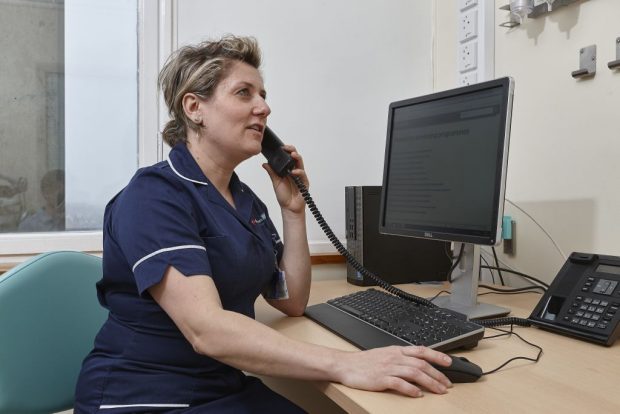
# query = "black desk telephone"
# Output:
<box><xmin>530</xmin><ymin>252</ymin><xmax>620</xmax><ymax>346</ymax></box>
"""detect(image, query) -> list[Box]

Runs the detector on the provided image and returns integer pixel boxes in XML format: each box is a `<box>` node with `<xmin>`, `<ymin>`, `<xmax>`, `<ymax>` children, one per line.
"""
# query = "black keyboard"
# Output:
<box><xmin>304</xmin><ymin>289</ymin><xmax>484</xmax><ymax>352</ymax></box>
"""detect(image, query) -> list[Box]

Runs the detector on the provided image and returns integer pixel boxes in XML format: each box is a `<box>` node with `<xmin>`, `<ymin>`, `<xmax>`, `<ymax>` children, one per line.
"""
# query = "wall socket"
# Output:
<box><xmin>459</xmin><ymin>41</ymin><xmax>478</xmax><ymax>72</ymax></box>
<box><xmin>459</xmin><ymin>72</ymin><xmax>478</xmax><ymax>86</ymax></box>
<box><xmin>459</xmin><ymin>0</ymin><xmax>478</xmax><ymax>11</ymax></box>
<box><xmin>459</xmin><ymin>9</ymin><xmax>478</xmax><ymax>43</ymax></box>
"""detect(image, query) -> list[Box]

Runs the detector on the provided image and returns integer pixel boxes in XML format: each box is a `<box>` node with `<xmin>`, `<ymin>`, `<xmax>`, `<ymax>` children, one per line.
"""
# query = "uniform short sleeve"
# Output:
<box><xmin>111</xmin><ymin>170</ymin><xmax>212</xmax><ymax>295</ymax></box>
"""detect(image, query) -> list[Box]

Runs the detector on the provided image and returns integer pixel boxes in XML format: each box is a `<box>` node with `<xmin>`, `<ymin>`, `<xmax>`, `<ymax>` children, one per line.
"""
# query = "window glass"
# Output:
<box><xmin>0</xmin><ymin>0</ymin><xmax>137</xmax><ymax>234</ymax></box>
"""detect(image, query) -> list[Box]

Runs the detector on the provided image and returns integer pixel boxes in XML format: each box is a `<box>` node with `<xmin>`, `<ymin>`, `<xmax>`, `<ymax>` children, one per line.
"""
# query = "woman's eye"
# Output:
<box><xmin>237</xmin><ymin>88</ymin><xmax>250</xmax><ymax>96</ymax></box>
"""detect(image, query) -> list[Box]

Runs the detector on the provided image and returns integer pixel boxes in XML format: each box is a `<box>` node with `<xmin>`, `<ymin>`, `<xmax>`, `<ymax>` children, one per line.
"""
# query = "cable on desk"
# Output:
<box><xmin>480</xmin><ymin>255</ymin><xmax>496</xmax><ymax>284</ymax></box>
<box><xmin>447</xmin><ymin>244</ymin><xmax>465</xmax><ymax>283</ymax></box>
<box><xmin>428</xmin><ymin>289</ymin><xmax>452</xmax><ymax>302</ymax></box>
<box><xmin>478</xmin><ymin>284</ymin><xmax>546</xmax><ymax>295</ymax></box>
<box><xmin>491</xmin><ymin>247</ymin><xmax>505</xmax><ymax>286</ymax></box>
<box><xmin>480</xmin><ymin>324</ymin><xmax>543</xmax><ymax>376</ymax></box>
<box><xmin>480</xmin><ymin>265</ymin><xmax>550</xmax><ymax>290</ymax></box>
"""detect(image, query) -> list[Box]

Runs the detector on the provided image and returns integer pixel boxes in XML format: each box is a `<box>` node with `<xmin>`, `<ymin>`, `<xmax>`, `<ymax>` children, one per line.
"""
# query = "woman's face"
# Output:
<box><xmin>198</xmin><ymin>61</ymin><xmax>271</xmax><ymax>165</ymax></box>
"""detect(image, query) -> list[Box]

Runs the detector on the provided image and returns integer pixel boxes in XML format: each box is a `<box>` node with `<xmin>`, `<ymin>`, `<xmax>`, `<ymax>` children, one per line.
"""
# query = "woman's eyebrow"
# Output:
<box><xmin>234</xmin><ymin>81</ymin><xmax>266</xmax><ymax>97</ymax></box>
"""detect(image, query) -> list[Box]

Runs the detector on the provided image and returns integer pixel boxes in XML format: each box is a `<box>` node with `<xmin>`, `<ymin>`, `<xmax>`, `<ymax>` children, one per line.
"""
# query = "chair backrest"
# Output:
<box><xmin>0</xmin><ymin>251</ymin><xmax>107</xmax><ymax>414</ymax></box>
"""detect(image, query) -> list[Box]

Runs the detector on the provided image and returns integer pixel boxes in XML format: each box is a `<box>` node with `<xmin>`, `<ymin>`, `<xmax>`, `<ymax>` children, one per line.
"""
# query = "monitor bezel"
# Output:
<box><xmin>378</xmin><ymin>77</ymin><xmax>514</xmax><ymax>246</ymax></box>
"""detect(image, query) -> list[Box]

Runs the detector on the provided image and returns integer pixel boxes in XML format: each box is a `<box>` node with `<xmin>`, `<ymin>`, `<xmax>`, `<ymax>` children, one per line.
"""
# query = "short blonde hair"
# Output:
<box><xmin>158</xmin><ymin>35</ymin><xmax>262</xmax><ymax>146</ymax></box>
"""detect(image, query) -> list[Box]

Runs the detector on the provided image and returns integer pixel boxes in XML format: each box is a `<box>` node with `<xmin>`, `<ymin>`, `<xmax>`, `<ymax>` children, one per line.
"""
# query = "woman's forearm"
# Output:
<box><xmin>269</xmin><ymin>209</ymin><xmax>311</xmax><ymax>316</ymax></box>
<box><xmin>196</xmin><ymin>306</ymin><xmax>344</xmax><ymax>381</ymax></box>
<box><xmin>151</xmin><ymin>268</ymin><xmax>453</xmax><ymax>398</ymax></box>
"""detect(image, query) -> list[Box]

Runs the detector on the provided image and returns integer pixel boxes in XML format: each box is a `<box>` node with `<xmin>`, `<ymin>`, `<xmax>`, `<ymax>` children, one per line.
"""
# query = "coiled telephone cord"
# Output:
<box><xmin>290</xmin><ymin>175</ymin><xmax>437</xmax><ymax>308</ymax></box>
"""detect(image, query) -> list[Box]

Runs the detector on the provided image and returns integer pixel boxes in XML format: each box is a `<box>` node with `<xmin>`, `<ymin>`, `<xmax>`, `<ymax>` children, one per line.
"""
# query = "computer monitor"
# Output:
<box><xmin>378</xmin><ymin>77</ymin><xmax>515</xmax><ymax>319</ymax></box>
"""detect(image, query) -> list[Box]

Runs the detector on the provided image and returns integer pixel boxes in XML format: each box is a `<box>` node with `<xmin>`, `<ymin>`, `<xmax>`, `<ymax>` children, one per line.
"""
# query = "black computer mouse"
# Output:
<box><xmin>433</xmin><ymin>355</ymin><xmax>483</xmax><ymax>383</ymax></box>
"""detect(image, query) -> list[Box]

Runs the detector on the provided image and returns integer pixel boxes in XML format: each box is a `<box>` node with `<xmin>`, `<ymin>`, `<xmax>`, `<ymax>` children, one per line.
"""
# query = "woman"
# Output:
<box><xmin>75</xmin><ymin>35</ymin><xmax>453</xmax><ymax>413</ymax></box>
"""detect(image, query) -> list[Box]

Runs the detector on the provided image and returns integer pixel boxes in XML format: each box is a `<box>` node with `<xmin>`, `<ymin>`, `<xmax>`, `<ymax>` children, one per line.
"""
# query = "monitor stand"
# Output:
<box><xmin>431</xmin><ymin>242</ymin><xmax>510</xmax><ymax>320</ymax></box>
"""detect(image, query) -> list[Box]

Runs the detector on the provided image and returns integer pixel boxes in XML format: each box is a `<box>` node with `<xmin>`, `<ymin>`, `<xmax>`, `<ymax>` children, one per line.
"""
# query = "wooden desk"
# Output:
<box><xmin>255</xmin><ymin>279</ymin><xmax>620</xmax><ymax>414</ymax></box>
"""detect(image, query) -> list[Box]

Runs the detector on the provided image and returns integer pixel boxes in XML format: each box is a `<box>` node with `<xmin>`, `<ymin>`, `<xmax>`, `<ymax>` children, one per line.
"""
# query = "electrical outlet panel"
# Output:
<box><xmin>459</xmin><ymin>9</ymin><xmax>478</xmax><ymax>43</ymax></box>
<box><xmin>459</xmin><ymin>0</ymin><xmax>478</xmax><ymax>11</ymax></box>
<box><xmin>455</xmin><ymin>0</ymin><xmax>493</xmax><ymax>85</ymax></box>
<box><xmin>459</xmin><ymin>41</ymin><xmax>478</xmax><ymax>73</ymax></box>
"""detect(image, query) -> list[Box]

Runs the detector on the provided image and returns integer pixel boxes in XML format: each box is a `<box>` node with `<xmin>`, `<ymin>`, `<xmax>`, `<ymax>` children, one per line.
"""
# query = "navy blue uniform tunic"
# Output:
<box><xmin>75</xmin><ymin>144</ymin><xmax>304</xmax><ymax>413</ymax></box>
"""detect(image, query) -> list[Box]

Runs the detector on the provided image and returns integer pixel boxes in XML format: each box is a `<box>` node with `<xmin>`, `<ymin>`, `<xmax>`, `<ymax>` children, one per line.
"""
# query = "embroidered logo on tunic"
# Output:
<box><xmin>251</xmin><ymin>213</ymin><xmax>267</xmax><ymax>225</ymax></box>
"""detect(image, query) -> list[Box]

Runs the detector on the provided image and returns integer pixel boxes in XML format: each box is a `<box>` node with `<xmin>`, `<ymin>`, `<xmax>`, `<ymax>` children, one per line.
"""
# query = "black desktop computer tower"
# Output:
<box><xmin>345</xmin><ymin>186</ymin><xmax>452</xmax><ymax>286</ymax></box>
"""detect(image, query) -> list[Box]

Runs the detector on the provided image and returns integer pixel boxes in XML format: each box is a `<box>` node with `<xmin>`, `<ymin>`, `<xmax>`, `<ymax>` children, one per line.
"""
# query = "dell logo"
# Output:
<box><xmin>424</xmin><ymin>232</ymin><xmax>433</xmax><ymax>238</ymax></box>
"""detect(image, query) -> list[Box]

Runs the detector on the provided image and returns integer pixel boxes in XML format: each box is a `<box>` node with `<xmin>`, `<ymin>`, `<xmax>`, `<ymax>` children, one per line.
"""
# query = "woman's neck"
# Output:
<box><xmin>186</xmin><ymin>139</ymin><xmax>236</xmax><ymax>207</ymax></box>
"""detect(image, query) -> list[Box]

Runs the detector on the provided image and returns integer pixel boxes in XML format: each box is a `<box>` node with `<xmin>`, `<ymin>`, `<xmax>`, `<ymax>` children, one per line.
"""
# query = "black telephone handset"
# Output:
<box><xmin>260</xmin><ymin>127</ymin><xmax>436</xmax><ymax>308</ymax></box>
<box><xmin>529</xmin><ymin>252</ymin><xmax>620</xmax><ymax>346</ymax></box>
<box><xmin>261</xmin><ymin>126</ymin><xmax>297</xmax><ymax>177</ymax></box>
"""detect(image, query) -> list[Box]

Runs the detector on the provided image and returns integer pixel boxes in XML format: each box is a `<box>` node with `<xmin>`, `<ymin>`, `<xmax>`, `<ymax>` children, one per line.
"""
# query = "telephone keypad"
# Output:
<box><xmin>567</xmin><ymin>295</ymin><xmax>614</xmax><ymax>330</ymax></box>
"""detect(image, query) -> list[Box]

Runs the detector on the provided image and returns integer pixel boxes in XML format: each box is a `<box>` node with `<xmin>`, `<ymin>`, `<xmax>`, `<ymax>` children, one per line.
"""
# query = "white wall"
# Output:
<box><xmin>174</xmin><ymin>0</ymin><xmax>435</xmax><ymax>253</ymax></box>
<box><xmin>436</xmin><ymin>0</ymin><xmax>620</xmax><ymax>284</ymax></box>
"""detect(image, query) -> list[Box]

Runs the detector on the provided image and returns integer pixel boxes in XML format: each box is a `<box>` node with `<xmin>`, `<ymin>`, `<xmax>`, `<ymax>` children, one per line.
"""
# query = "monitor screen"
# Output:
<box><xmin>379</xmin><ymin>77</ymin><xmax>514</xmax><ymax>246</ymax></box>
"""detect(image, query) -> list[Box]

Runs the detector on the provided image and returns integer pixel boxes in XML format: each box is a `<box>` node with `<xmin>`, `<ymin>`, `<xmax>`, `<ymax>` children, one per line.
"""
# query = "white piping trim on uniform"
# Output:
<box><xmin>274</xmin><ymin>238</ymin><xmax>282</xmax><ymax>244</ymax></box>
<box><xmin>166</xmin><ymin>156</ymin><xmax>209</xmax><ymax>186</ymax></box>
<box><xmin>100</xmin><ymin>403</ymin><xmax>190</xmax><ymax>409</ymax></box>
<box><xmin>132</xmin><ymin>245</ymin><xmax>206</xmax><ymax>272</ymax></box>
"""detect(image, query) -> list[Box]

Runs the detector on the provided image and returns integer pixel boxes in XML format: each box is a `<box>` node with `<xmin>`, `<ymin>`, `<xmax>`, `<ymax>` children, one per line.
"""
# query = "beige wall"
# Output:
<box><xmin>435</xmin><ymin>0</ymin><xmax>620</xmax><ymax>284</ymax></box>
<box><xmin>311</xmin><ymin>263</ymin><xmax>347</xmax><ymax>281</ymax></box>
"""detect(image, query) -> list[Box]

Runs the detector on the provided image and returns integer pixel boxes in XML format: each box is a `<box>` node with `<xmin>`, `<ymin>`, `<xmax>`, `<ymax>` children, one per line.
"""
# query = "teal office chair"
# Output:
<box><xmin>0</xmin><ymin>251</ymin><xmax>107</xmax><ymax>414</ymax></box>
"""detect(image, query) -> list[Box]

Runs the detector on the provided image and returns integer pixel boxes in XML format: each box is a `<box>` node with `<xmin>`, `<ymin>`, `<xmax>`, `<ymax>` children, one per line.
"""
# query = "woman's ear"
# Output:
<box><xmin>182</xmin><ymin>93</ymin><xmax>203</xmax><ymax>125</ymax></box>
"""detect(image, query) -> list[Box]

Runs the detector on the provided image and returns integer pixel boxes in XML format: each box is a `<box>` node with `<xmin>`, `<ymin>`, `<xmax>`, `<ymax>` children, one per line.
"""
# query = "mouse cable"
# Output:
<box><xmin>480</xmin><ymin>324</ymin><xmax>543</xmax><ymax>376</ymax></box>
<box><xmin>480</xmin><ymin>265</ymin><xmax>550</xmax><ymax>289</ymax></box>
<box><xmin>290</xmin><ymin>175</ymin><xmax>436</xmax><ymax>308</ymax></box>
<box><xmin>478</xmin><ymin>284</ymin><xmax>546</xmax><ymax>295</ymax></box>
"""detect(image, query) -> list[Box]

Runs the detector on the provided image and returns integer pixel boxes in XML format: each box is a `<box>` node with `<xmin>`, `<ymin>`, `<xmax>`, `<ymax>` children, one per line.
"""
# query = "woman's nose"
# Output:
<box><xmin>254</xmin><ymin>98</ymin><xmax>271</xmax><ymax>117</ymax></box>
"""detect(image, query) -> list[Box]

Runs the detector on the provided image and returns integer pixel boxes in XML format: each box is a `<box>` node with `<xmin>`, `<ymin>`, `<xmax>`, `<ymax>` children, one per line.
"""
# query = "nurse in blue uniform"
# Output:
<box><xmin>75</xmin><ymin>35</ymin><xmax>454</xmax><ymax>413</ymax></box>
